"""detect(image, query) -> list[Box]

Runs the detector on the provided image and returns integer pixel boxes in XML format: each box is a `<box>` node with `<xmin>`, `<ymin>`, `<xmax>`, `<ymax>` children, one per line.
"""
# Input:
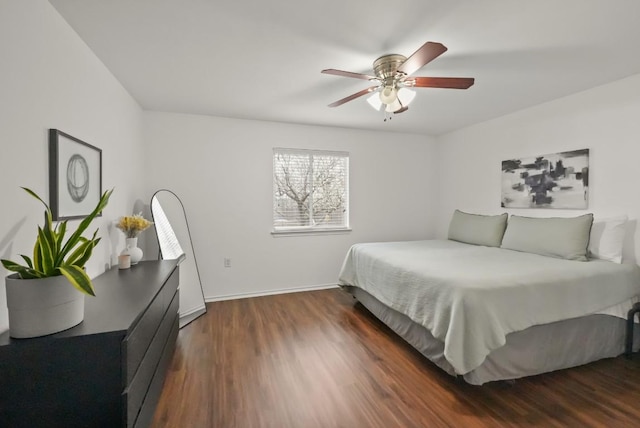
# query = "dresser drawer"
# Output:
<box><xmin>124</xmin><ymin>290</ymin><xmax>179</xmax><ymax>427</ymax></box>
<box><xmin>123</xmin><ymin>268</ymin><xmax>179</xmax><ymax>384</ymax></box>
<box><xmin>134</xmin><ymin>317</ymin><xmax>179</xmax><ymax>428</ymax></box>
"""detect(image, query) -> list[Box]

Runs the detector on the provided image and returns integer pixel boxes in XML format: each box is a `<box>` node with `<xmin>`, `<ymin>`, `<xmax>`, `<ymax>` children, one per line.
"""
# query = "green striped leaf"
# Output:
<box><xmin>55</xmin><ymin>220</ymin><xmax>67</xmax><ymax>252</ymax></box>
<box><xmin>2</xmin><ymin>259</ymin><xmax>26</xmax><ymax>272</ymax></box>
<box><xmin>67</xmin><ymin>233</ymin><xmax>100</xmax><ymax>268</ymax></box>
<box><xmin>22</xmin><ymin>187</ymin><xmax>53</xmax><ymax>225</ymax></box>
<box><xmin>57</xmin><ymin>189</ymin><xmax>112</xmax><ymax>265</ymax></box>
<box><xmin>33</xmin><ymin>235</ymin><xmax>43</xmax><ymax>273</ymax></box>
<box><xmin>1</xmin><ymin>260</ymin><xmax>41</xmax><ymax>278</ymax></box>
<box><xmin>17</xmin><ymin>269</ymin><xmax>40</xmax><ymax>279</ymax></box>
<box><xmin>59</xmin><ymin>265</ymin><xmax>95</xmax><ymax>296</ymax></box>
<box><xmin>20</xmin><ymin>255</ymin><xmax>33</xmax><ymax>269</ymax></box>
<box><xmin>37</xmin><ymin>226</ymin><xmax>55</xmax><ymax>276</ymax></box>
<box><xmin>42</xmin><ymin>214</ymin><xmax>57</xmax><ymax>255</ymax></box>
<box><xmin>65</xmin><ymin>236</ymin><xmax>97</xmax><ymax>267</ymax></box>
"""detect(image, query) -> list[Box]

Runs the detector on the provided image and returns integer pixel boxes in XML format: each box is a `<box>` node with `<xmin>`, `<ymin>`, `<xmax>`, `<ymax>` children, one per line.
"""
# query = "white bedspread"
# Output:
<box><xmin>338</xmin><ymin>240</ymin><xmax>640</xmax><ymax>375</ymax></box>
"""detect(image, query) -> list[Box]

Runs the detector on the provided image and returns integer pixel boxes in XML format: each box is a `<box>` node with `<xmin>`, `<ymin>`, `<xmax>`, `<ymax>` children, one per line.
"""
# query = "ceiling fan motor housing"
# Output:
<box><xmin>373</xmin><ymin>54</ymin><xmax>407</xmax><ymax>86</ymax></box>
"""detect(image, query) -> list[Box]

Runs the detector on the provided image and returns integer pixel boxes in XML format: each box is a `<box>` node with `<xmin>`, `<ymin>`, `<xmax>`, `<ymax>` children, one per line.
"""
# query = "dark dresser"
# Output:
<box><xmin>0</xmin><ymin>260</ymin><xmax>179</xmax><ymax>428</ymax></box>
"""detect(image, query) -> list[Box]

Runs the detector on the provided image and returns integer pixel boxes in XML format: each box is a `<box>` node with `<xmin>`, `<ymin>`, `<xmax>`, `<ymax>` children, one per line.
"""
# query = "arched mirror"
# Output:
<box><xmin>150</xmin><ymin>189</ymin><xmax>206</xmax><ymax>327</ymax></box>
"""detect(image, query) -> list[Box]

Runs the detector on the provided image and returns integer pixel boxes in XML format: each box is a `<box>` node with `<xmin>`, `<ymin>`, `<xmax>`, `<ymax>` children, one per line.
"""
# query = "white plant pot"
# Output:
<box><xmin>5</xmin><ymin>274</ymin><xmax>85</xmax><ymax>339</ymax></box>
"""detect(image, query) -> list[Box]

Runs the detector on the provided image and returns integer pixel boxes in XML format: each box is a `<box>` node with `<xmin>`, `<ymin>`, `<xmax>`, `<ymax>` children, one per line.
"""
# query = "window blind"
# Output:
<box><xmin>273</xmin><ymin>148</ymin><xmax>349</xmax><ymax>232</ymax></box>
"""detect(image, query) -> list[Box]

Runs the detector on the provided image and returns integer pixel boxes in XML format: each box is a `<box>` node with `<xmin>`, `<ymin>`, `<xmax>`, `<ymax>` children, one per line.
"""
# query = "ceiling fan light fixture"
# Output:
<box><xmin>366</xmin><ymin>92</ymin><xmax>383</xmax><ymax>111</ymax></box>
<box><xmin>385</xmin><ymin>98</ymin><xmax>403</xmax><ymax>113</ymax></box>
<box><xmin>379</xmin><ymin>85</ymin><xmax>398</xmax><ymax>104</ymax></box>
<box><xmin>397</xmin><ymin>88</ymin><xmax>416</xmax><ymax>106</ymax></box>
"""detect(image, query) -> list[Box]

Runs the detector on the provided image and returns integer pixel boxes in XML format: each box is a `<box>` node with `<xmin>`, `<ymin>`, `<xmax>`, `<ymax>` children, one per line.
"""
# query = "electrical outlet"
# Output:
<box><xmin>224</xmin><ymin>258</ymin><xmax>231</xmax><ymax>268</ymax></box>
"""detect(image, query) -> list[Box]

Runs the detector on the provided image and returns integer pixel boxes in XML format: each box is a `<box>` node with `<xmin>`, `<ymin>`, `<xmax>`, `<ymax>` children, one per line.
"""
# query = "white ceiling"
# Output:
<box><xmin>50</xmin><ymin>0</ymin><xmax>640</xmax><ymax>136</ymax></box>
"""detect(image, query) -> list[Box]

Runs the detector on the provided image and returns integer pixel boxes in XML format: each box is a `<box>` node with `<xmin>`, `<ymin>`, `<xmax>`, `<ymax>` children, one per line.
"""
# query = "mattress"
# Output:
<box><xmin>345</xmin><ymin>286</ymin><xmax>640</xmax><ymax>385</ymax></box>
<box><xmin>338</xmin><ymin>239</ymin><xmax>640</xmax><ymax>375</ymax></box>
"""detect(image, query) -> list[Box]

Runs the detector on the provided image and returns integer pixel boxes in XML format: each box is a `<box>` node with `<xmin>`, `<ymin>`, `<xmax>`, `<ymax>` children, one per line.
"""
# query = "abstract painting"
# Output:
<box><xmin>501</xmin><ymin>149</ymin><xmax>589</xmax><ymax>209</ymax></box>
<box><xmin>49</xmin><ymin>129</ymin><xmax>102</xmax><ymax>220</ymax></box>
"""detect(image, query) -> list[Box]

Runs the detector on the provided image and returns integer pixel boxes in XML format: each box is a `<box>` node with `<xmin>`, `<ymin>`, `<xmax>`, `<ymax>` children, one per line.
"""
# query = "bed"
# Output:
<box><xmin>337</xmin><ymin>212</ymin><xmax>640</xmax><ymax>385</ymax></box>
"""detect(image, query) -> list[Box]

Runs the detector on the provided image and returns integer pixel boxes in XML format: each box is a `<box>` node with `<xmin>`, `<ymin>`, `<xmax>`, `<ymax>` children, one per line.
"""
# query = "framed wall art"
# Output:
<box><xmin>49</xmin><ymin>129</ymin><xmax>103</xmax><ymax>220</ymax></box>
<box><xmin>501</xmin><ymin>149</ymin><xmax>589</xmax><ymax>209</ymax></box>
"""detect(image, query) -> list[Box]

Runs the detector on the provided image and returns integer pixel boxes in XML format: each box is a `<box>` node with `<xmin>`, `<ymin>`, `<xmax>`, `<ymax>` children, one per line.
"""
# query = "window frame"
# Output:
<box><xmin>272</xmin><ymin>148</ymin><xmax>350</xmax><ymax>235</ymax></box>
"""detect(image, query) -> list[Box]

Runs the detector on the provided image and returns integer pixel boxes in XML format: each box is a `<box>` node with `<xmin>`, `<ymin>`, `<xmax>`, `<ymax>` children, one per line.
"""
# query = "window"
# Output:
<box><xmin>273</xmin><ymin>148</ymin><xmax>349</xmax><ymax>233</ymax></box>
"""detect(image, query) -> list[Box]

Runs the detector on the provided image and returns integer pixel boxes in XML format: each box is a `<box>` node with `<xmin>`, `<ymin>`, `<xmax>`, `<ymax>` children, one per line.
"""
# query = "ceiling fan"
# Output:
<box><xmin>322</xmin><ymin>41</ymin><xmax>474</xmax><ymax>117</ymax></box>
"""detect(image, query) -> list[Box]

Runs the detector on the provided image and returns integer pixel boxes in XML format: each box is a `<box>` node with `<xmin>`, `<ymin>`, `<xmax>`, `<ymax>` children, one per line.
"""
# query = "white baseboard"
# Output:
<box><xmin>179</xmin><ymin>304</ymin><xmax>207</xmax><ymax>328</ymax></box>
<box><xmin>180</xmin><ymin>303</ymin><xmax>207</xmax><ymax>318</ymax></box>
<box><xmin>205</xmin><ymin>283</ymin><xmax>339</xmax><ymax>303</ymax></box>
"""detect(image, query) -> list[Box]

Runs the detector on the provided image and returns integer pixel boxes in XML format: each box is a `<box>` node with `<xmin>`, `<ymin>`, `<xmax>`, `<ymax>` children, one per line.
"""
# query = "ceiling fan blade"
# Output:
<box><xmin>394</xmin><ymin>105</ymin><xmax>409</xmax><ymax>114</ymax></box>
<box><xmin>396</xmin><ymin>42</ymin><xmax>448</xmax><ymax>76</ymax></box>
<box><xmin>328</xmin><ymin>86</ymin><xmax>379</xmax><ymax>107</ymax></box>
<box><xmin>321</xmin><ymin>69</ymin><xmax>377</xmax><ymax>80</ymax></box>
<box><xmin>409</xmin><ymin>77</ymin><xmax>475</xmax><ymax>89</ymax></box>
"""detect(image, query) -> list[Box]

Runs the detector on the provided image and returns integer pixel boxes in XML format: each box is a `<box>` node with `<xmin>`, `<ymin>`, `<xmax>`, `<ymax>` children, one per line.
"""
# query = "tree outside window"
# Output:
<box><xmin>273</xmin><ymin>149</ymin><xmax>349</xmax><ymax>232</ymax></box>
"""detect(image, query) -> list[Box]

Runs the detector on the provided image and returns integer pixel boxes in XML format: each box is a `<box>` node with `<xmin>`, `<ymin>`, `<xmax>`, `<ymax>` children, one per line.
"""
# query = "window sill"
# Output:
<box><xmin>271</xmin><ymin>227</ymin><xmax>352</xmax><ymax>237</ymax></box>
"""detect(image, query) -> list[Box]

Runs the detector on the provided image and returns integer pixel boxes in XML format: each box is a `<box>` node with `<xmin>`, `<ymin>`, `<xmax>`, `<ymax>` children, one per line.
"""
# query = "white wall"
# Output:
<box><xmin>0</xmin><ymin>1</ymin><xmax>145</xmax><ymax>333</ymax></box>
<box><xmin>10</xmin><ymin>0</ymin><xmax>638</xmax><ymax>325</ymax></box>
<box><xmin>143</xmin><ymin>112</ymin><xmax>438</xmax><ymax>300</ymax></box>
<box><xmin>435</xmin><ymin>72</ymin><xmax>640</xmax><ymax>261</ymax></box>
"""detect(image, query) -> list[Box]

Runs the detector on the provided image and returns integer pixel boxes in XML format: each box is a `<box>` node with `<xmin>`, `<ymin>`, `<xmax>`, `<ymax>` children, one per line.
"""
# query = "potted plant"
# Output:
<box><xmin>1</xmin><ymin>187</ymin><xmax>113</xmax><ymax>338</ymax></box>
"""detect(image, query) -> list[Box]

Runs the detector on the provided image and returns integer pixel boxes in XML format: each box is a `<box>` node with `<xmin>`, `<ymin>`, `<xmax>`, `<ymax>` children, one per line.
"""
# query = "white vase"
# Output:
<box><xmin>123</xmin><ymin>237</ymin><xmax>144</xmax><ymax>265</ymax></box>
<box><xmin>5</xmin><ymin>274</ymin><xmax>85</xmax><ymax>338</ymax></box>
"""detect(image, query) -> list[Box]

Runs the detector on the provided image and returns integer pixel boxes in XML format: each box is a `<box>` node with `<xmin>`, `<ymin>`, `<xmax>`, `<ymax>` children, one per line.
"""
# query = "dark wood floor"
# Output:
<box><xmin>151</xmin><ymin>288</ymin><xmax>640</xmax><ymax>428</ymax></box>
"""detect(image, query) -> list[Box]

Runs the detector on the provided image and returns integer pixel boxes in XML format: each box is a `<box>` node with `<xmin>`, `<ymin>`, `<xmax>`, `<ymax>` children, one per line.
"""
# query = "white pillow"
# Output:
<box><xmin>588</xmin><ymin>215</ymin><xmax>628</xmax><ymax>263</ymax></box>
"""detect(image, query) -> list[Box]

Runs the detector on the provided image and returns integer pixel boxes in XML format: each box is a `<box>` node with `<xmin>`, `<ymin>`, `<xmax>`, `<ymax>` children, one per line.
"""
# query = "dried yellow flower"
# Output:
<box><xmin>116</xmin><ymin>214</ymin><xmax>153</xmax><ymax>238</ymax></box>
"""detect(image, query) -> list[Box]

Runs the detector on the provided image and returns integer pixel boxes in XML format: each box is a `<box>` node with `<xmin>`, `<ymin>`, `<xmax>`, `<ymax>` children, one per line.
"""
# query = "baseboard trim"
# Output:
<box><xmin>205</xmin><ymin>283</ymin><xmax>339</xmax><ymax>302</ymax></box>
<box><xmin>179</xmin><ymin>304</ymin><xmax>207</xmax><ymax>328</ymax></box>
<box><xmin>180</xmin><ymin>303</ymin><xmax>207</xmax><ymax>318</ymax></box>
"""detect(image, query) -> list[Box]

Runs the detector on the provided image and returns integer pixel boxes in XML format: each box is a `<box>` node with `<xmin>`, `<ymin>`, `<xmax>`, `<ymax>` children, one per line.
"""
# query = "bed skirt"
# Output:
<box><xmin>343</xmin><ymin>285</ymin><xmax>639</xmax><ymax>385</ymax></box>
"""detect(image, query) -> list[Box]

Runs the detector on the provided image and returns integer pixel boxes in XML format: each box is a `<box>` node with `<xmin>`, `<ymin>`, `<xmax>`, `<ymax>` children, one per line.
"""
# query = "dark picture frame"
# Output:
<box><xmin>49</xmin><ymin>129</ymin><xmax>103</xmax><ymax>220</ymax></box>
